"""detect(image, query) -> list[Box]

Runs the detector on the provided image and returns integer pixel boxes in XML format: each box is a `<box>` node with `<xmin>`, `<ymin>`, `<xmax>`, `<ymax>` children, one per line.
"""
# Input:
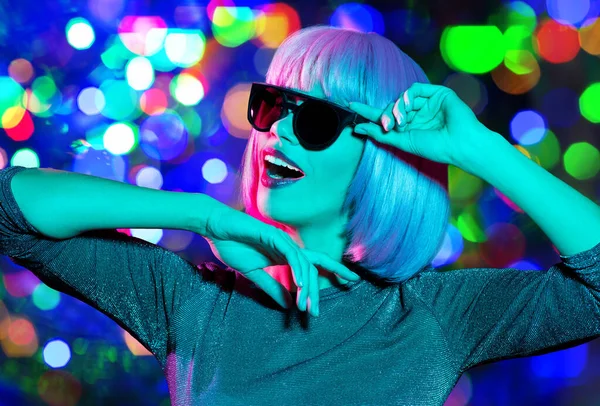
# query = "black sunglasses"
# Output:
<box><xmin>247</xmin><ymin>82</ymin><xmax>372</xmax><ymax>151</ymax></box>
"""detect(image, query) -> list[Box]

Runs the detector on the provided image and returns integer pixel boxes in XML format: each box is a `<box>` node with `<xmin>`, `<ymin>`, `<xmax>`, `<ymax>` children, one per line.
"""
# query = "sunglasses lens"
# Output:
<box><xmin>297</xmin><ymin>101</ymin><xmax>339</xmax><ymax>147</ymax></box>
<box><xmin>249</xmin><ymin>85</ymin><xmax>341</xmax><ymax>150</ymax></box>
<box><xmin>250</xmin><ymin>87</ymin><xmax>282</xmax><ymax>130</ymax></box>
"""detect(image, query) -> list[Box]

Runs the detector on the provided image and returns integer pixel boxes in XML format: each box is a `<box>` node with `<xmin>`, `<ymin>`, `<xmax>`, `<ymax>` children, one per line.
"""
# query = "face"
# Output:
<box><xmin>256</xmin><ymin>82</ymin><xmax>366</xmax><ymax>228</ymax></box>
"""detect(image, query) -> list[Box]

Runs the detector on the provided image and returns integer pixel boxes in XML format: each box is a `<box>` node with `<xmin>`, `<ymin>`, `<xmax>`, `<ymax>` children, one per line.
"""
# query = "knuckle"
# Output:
<box><xmin>206</xmin><ymin>206</ymin><xmax>226</xmax><ymax>238</ymax></box>
<box><xmin>307</xmin><ymin>250</ymin><xmax>322</xmax><ymax>265</ymax></box>
<box><xmin>443</xmin><ymin>87</ymin><xmax>456</xmax><ymax>97</ymax></box>
<box><xmin>275</xmin><ymin>229</ymin><xmax>290</xmax><ymax>245</ymax></box>
<box><xmin>259</xmin><ymin>228</ymin><xmax>270</xmax><ymax>245</ymax></box>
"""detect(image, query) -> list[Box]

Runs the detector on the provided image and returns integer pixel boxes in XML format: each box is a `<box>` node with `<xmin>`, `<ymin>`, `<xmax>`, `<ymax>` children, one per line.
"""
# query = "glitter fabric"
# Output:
<box><xmin>1</xmin><ymin>165</ymin><xmax>600</xmax><ymax>405</ymax></box>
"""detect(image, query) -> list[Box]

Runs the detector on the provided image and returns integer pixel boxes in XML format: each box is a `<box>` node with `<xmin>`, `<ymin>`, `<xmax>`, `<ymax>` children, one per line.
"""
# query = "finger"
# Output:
<box><xmin>296</xmin><ymin>253</ymin><xmax>310</xmax><ymax>312</ymax></box>
<box><xmin>393</xmin><ymin>91</ymin><xmax>424</xmax><ymax>129</ymax></box>
<box><xmin>285</xmin><ymin>247</ymin><xmax>310</xmax><ymax>312</ymax></box>
<box><xmin>297</xmin><ymin>285</ymin><xmax>305</xmax><ymax>311</ymax></box>
<box><xmin>299</xmin><ymin>264</ymin><xmax>314</xmax><ymax>312</ymax></box>
<box><xmin>354</xmin><ymin>121</ymin><xmax>422</xmax><ymax>156</ymax></box>
<box><xmin>276</xmin><ymin>231</ymin><xmax>304</xmax><ymax>289</ymax></box>
<box><xmin>407</xmin><ymin>110</ymin><xmax>418</xmax><ymax>124</ymax></box>
<box><xmin>404</xmin><ymin>82</ymin><xmax>442</xmax><ymax>111</ymax></box>
<box><xmin>245</xmin><ymin>269</ymin><xmax>294</xmax><ymax>309</ymax></box>
<box><xmin>299</xmin><ymin>268</ymin><xmax>312</xmax><ymax>312</ymax></box>
<box><xmin>308</xmin><ymin>264</ymin><xmax>320</xmax><ymax>317</ymax></box>
<box><xmin>300</xmin><ymin>252</ymin><xmax>310</xmax><ymax>310</ymax></box>
<box><xmin>403</xmin><ymin>96</ymin><xmax>428</xmax><ymax>126</ymax></box>
<box><xmin>303</xmin><ymin>250</ymin><xmax>361</xmax><ymax>282</ymax></box>
<box><xmin>380</xmin><ymin>101</ymin><xmax>395</xmax><ymax>132</ymax></box>
<box><xmin>287</xmin><ymin>247</ymin><xmax>305</xmax><ymax>290</ymax></box>
<box><xmin>277</xmin><ymin>232</ymin><xmax>313</xmax><ymax>311</ymax></box>
<box><xmin>392</xmin><ymin>97</ymin><xmax>407</xmax><ymax>129</ymax></box>
<box><xmin>288</xmin><ymin>249</ymin><xmax>304</xmax><ymax>291</ymax></box>
<box><xmin>348</xmin><ymin>101</ymin><xmax>384</xmax><ymax>123</ymax></box>
<box><xmin>293</xmin><ymin>247</ymin><xmax>308</xmax><ymax>294</ymax></box>
<box><xmin>409</xmin><ymin>97</ymin><xmax>427</xmax><ymax>112</ymax></box>
<box><xmin>352</xmin><ymin>122</ymin><xmax>390</xmax><ymax>143</ymax></box>
<box><xmin>394</xmin><ymin>95</ymin><xmax>425</xmax><ymax>128</ymax></box>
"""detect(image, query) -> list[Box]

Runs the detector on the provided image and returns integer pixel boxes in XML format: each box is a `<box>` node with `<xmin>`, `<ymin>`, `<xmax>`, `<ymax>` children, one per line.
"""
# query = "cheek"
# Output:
<box><xmin>337</xmin><ymin>134</ymin><xmax>365</xmax><ymax>175</ymax></box>
<box><xmin>318</xmin><ymin>146</ymin><xmax>363</xmax><ymax>187</ymax></box>
<box><xmin>255</xmin><ymin>133</ymin><xmax>268</xmax><ymax>152</ymax></box>
<box><xmin>254</xmin><ymin>133</ymin><xmax>268</xmax><ymax>170</ymax></box>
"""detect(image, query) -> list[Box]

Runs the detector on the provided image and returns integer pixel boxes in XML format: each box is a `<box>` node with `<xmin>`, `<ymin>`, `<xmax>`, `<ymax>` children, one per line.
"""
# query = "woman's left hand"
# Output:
<box><xmin>348</xmin><ymin>83</ymin><xmax>496</xmax><ymax>171</ymax></box>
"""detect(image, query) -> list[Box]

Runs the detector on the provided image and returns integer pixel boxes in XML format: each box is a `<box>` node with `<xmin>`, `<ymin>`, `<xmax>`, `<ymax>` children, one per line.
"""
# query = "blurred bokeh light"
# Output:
<box><xmin>0</xmin><ymin>0</ymin><xmax>599</xmax><ymax>404</ymax></box>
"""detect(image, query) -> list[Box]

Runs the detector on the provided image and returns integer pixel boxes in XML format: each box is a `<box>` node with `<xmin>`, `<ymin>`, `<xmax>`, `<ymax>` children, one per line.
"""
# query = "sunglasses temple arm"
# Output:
<box><xmin>352</xmin><ymin>115</ymin><xmax>375</xmax><ymax>126</ymax></box>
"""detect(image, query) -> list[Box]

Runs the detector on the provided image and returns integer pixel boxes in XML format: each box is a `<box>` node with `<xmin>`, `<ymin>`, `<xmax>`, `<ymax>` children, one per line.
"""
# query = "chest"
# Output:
<box><xmin>166</xmin><ymin>291</ymin><xmax>459</xmax><ymax>405</ymax></box>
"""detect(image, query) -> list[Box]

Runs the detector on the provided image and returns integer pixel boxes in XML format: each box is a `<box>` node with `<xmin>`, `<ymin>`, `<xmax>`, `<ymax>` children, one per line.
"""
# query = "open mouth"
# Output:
<box><xmin>265</xmin><ymin>160</ymin><xmax>305</xmax><ymax>179</ymax></box>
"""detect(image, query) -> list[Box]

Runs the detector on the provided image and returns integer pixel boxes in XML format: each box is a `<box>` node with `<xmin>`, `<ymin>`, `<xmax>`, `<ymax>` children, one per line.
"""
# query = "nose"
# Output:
<box><xmin>269</xmin><ymin>109</ymin><xmax>299</xmax><ymax>146</ymax></box>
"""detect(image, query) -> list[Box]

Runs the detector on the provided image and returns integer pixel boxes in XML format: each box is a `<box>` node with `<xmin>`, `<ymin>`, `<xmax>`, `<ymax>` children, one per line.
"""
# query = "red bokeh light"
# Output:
<box><xmin>534</xmin><ymin>19</ymin><xmax>580</xmax><ymax>63</ymax></box>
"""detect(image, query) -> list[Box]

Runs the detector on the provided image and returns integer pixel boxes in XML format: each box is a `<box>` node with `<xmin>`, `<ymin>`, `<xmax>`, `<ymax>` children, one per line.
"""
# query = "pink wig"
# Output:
<box><xmin>235</xmin><ymin>25</ymin><xmax>450</xmax><ymax>283</ymax></box>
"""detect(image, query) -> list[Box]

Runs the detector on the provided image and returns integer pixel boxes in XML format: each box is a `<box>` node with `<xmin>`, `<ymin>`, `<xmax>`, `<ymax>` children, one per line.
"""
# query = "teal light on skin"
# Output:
<box><xmin>256</xmin><ymin>82</ymin><xmax>366</xmax><ymax>292</ymax></box>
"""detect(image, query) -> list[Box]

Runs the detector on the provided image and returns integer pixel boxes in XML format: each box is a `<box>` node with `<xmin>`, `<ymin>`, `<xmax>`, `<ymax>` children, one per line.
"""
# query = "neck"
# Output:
<box><xmin>268</xmin><ymin>214</ymin><xmax>351</xmax><ymax>292</ymax></box>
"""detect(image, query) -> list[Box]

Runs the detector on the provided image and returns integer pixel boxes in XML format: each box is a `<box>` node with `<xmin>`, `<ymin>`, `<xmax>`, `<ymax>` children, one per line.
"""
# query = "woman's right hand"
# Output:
<box><xmin>201</xmin><ymin>202</ymin><xmax>360</xmax><ymax>315</ymax></box>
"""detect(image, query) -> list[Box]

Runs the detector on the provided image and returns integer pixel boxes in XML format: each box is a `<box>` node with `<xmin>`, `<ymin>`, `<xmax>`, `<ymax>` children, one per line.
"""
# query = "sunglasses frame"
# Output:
<box><xmin>248</xmin><ymin>82</ymin><xmax>372</xmax><ymax>151</ymax></box>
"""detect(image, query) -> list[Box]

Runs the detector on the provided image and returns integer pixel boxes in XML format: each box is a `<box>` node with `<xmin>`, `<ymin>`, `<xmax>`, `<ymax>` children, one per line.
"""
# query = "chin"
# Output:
<box><xmin>257</xmin><ymin>201</ymin><xmax>302</xmax><ymax>228</ymax></box>
<box><xmin>259</xmin><ymin>210</ymin><xmax>301</xmax><ymax>227</ymax></box>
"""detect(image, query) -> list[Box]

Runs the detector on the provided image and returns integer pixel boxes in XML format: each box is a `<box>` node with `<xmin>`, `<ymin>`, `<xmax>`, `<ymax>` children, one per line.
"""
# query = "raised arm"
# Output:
<box><xmin>404</xmin><ymin>130</ymin><xmax>600</xmax><ymax>372</ymax></box>
<box><xmin>8</xmin><ymin>165</ymin><xmax>217</xmax><ymax>239</ymax></box>
<box><xmin>0</xmin><ymin>165</ymin><xmax>220</xmax><ymax>364</ymax></box>
<box><xmin>405</xmin><ymin>242</ymin><xmax>600</xmax><ymax>372</ymax></box>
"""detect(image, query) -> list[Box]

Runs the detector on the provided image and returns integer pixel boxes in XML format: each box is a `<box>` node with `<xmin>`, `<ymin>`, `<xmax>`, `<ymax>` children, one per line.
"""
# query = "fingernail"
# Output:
<box><xmin>393</xmin><ymin>100</ymin><xmax>401</xmax><ymax>126</ymax></box>
<box><xmin>381</xmin><ymin>115</ymin><xmax>391</xmax><ymax>131</ymax></box>
<box><xmin>354</xmin><ymin>126</ymin><xmax>367</xmax><ymax>134</ymax></box>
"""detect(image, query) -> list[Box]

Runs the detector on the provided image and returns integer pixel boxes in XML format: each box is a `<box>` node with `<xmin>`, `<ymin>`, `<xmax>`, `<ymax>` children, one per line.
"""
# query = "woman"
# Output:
<box><xmin>1</xmin><ymin>25</ymin><xmax>600</xmax><ymax>405</ymax></box>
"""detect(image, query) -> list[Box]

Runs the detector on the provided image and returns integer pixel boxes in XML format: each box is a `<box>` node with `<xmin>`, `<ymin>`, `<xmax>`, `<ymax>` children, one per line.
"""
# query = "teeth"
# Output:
<box><xmin>265</xmin><ymin>155</ymin><xmax>303</xmax><ymax>174</ymax></box>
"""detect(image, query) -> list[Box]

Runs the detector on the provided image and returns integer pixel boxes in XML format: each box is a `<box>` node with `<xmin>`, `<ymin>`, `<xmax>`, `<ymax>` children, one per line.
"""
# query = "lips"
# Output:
<box><xmin>260</xmin><ymin>168</ymin><xmax>304</xmax><ymax>188</ymax></box>
<box><xmin>261</xmin><ymin>147</ymin><xmax>305</xmax><ymax>176</ymax></box>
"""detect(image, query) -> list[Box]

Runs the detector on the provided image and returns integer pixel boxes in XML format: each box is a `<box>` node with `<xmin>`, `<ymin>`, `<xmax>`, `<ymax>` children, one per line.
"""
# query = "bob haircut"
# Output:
<box><xmin>235</xmin><ymin>25</ymin><xmax>450</xmax><ymax>284</ymax></box>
